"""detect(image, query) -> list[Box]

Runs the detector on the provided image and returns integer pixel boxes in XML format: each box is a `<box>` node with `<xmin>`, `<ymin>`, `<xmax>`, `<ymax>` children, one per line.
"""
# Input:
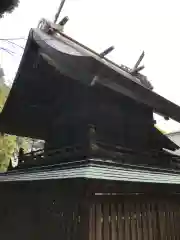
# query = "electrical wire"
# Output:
<box><xmin>0</xmin><ymin>47</ymin><xmax>15</xmax><ymax>55</ymax></box>
<box><xmin>5</xmin><ymin>40</ymin><xmax>24</xmax><ymax>50</ymax></box>
<box><xmin>0</xmin><ymin>38</ymin><xmax>26</xmax><ymax>57</ymax></box>
<box><xmin>0</xmin><ymin>35</ymin><xmax>66</xmax><ymax>53</ymax></box>
<box><xmin>0</xmin><ymin>34</ymin><xmax>69</xmax><ymax>59</ymax></box>
<box><xmin>0</xmin><ymin>37</ymin><xmax>26</xmax><ymax>41</ymax></box>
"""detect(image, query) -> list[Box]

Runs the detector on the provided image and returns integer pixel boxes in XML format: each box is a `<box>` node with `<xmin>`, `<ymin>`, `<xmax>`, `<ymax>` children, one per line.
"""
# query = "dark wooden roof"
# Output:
<box><xmin>0</xmin><ymin>28</ymin><xmax>180</xmax><ymax>140</ymax></box>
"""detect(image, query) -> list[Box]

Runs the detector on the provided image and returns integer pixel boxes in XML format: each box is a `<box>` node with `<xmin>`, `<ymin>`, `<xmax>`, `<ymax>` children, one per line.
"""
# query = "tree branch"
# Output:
<box><xmin>0</xmin><ymin>0</ymin><xmax>19</xmax><ymax>18</ymax></box>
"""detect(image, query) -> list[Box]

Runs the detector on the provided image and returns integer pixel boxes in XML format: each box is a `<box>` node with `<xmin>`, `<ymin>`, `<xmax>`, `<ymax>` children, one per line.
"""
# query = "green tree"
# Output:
<box><xmin>0</xmin><ymin>0</ymin><xmax>19</xmax><ymax>18</ymax></box>
<box><xmin>0</xmin><ymin>134</ymin><xmax>16</xmax><ymax>171</ymax></box>
<box><xmin>0</xmin><ymin>78</ymin><xmax>15</xmax><ymax>171</ymax></box>
<box><xmin>0</xmin><ymin>76</ymin><xmax>29</xmax><ymax>172</ymax></box>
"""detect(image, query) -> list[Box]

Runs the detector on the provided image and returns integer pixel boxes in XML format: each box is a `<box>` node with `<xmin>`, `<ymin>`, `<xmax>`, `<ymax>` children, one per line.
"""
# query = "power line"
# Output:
<box><xmin>0</xmin><ymin>37</ymin><xmax>26</xmax><ymax>41</ymax></box>
<box><xmin>0</xmin><ymin>36</ymin><xmax>60</xmax><ymax>55</ymax></box>
<box><xmin>0</xmin><ymin>47</ymin><xmax>15</xmax><ymax>56</ymax></box>
<box><xmin>4</xmin><ymin>40</ymin><xmax>24</xmax><ymax>50</ymax></box>
<box><xmin>0</xmin><ymin>36</ymin><xmax>63</xmax><ymax>44</ymax></box>
<box><xmin>0</xmin><ymin>38</ymin><xmax>25</xmax><ymax>56</ymax></box>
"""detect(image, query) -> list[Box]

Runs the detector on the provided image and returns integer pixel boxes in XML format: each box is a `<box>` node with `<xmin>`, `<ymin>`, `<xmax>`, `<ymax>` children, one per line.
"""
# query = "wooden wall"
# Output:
<box><xmin>89</xmin><ymin>195</ymin><xmax>180</xmax><ymax>240</ymax></box>
<box><xmin>0</xmin><ymin>180</ymin><xmax>180</xmax><ymax>240</ymax></box>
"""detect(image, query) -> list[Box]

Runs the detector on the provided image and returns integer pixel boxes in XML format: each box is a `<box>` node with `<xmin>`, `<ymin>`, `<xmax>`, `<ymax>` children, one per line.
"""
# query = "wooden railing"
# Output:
<box><xmin>13</xmin><ymin>141</ymin><xmax>180</xmax><ymax>171</ymax></box>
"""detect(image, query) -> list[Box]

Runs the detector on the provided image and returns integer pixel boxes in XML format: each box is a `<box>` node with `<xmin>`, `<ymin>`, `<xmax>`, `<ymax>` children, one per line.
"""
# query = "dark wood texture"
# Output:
<box><xmin>88</xmin><ymin>195</ymin><xmax>180</xmax><ymax>240</ymax></box>
<box><xmin>0</xmin><ymin>180</ymin><xmax>180</xmax><ymax>239</ymax></box>
<box><xmin>0</xmin><ymin>29</ymin><xmax>178</xmax><ymax>154</ymax></box>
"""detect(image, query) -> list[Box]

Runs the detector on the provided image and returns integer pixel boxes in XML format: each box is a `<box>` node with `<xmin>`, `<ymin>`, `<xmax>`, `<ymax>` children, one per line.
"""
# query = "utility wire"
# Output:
<box><xmin>0</xmin><ymin>47</ymin><xmax>15</xmax><ymax>56</ymax></box>
<box><xmin>0</xmin><ymin>40</ymin><xmax>25</xmax><ymax>50</ymax></box>
<box><xmin>0</xmin><ymin>37</ymin><xmax>26</xmax><ymax>41</ymax></box>
<box><xmin>0</xmin><ymin>36</ymin><xmax>60</xmax><ymax>56</ymax></box>
<box><xmin>0</xmin><ymin>36</ymin><xmax>64</xmax><ymax>44</ymax></box>
<box><xmin>6</xmin><ymin>40</ymin><xmax>24</xmax><ymax>50</ymax></box>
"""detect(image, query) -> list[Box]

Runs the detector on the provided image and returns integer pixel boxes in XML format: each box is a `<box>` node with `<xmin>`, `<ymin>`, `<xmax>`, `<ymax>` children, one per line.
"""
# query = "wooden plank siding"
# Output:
<box><xmin>89</xmin><ymin>195</ymin><xmax>180</xmax><ymax>240</ymax></box>
<box><xmin>1</xmin><ymin>182</ymin><xmax>180</xmax><ymax>239</ymax></box>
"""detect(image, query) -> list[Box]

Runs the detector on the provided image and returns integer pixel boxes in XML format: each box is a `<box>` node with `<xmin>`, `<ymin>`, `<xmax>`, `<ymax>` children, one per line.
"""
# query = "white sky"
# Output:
<box><xmin>0</xmin><ymin>0</ymin><xmax>180</xmax><ymax>133</ymax></box>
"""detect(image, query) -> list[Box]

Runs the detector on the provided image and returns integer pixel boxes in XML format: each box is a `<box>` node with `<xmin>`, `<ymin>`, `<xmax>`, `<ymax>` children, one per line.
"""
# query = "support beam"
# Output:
<box><xmin>54</xmin><ymin>0</ymin><xmax>67</xmax><ymax>23</ymax></box>
<box><xmin>100</xmin><ymin>46</ymin><xmax>114</xmax><ymax>58</ymax></box>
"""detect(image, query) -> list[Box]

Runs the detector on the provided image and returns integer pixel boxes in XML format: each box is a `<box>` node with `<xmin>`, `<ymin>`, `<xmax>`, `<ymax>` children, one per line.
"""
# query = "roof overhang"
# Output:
<box><xmin>0</xmin><ymin>28</ymin><xmax>180</xmax><ymax>139</ymax></box>
<box><xmin>1</xmin><ymin>159</ymin><xmax>180</xmax><ymax>184</ymax></box>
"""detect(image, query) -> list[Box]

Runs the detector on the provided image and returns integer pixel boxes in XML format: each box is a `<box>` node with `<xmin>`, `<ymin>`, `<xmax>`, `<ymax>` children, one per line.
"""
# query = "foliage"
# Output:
<box><xmin>16</xmin><ymin>136</ymin><xmax>30</xmax><ymax>153</ymax></box>
<box><xmin>0</xmin><ymin>0</ymin><xmax>19</xmax><ymax>18</ymax></box>
<box><xmin>0</xmin><ymin>79</ymin><xmax>12</xmax><ymax>171</ymax></box>
<box><xmin>0</xmin><ymin>77</ymin><xmax>29</xmax><ymax>172</ymax></box>
<box><xmin>0</xmin><ymin>134</ymin><xmax>16</xmax><ymax>171</ymax></box>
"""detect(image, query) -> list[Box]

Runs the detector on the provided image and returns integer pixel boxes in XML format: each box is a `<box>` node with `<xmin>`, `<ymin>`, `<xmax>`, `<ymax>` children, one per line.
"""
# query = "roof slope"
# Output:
<box><xmin>0</xmin><ymin>27</ymin><xmax>180</xmax><ymax>140</ymax></box>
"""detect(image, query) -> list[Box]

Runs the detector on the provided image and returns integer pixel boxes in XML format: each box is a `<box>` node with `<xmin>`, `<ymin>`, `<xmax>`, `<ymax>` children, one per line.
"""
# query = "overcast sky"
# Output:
<box><xmin>0</xmin><ymin>0</ymin><xmax>180</xmax><ymax>132</ymax></box>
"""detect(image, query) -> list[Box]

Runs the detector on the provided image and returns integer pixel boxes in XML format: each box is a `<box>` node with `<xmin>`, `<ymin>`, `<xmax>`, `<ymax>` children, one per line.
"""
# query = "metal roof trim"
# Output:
<box><xmin>1</xmin><ymin>164</ymin><xmax>180</xmax><ymax>184</ymax></box>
